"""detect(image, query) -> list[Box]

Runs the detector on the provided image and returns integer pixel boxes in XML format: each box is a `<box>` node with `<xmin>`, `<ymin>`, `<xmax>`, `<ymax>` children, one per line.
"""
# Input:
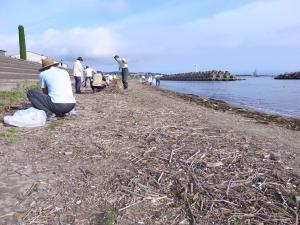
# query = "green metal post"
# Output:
<box><xmin>18</xmin><ymin>25</ymin><xmax>27</xmax><ymax>60</ymax></box>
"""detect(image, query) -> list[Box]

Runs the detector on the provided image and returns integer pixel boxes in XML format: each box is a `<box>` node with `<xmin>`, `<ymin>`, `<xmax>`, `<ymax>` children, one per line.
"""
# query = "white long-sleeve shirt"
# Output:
<box><xmin>85</xmin><ymin>68</ymin><xmax>94</xmax><ymax>77</ymax></box>
<box><xmin>116</xmin><ymin>57</ymin><xmax>128</xmax><ymax>70</ymax></box>
<box><xmin>73</xmin><ymin>60</ymin><xmax>83</xmax><ymax>77</ymax></box>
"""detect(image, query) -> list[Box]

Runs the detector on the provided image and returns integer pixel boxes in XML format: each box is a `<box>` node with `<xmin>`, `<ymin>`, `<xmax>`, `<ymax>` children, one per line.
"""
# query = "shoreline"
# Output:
<box><xmin>151</xmin><ymin>85</ymin><xmax>300</xmax><ymax>131</ymax></box>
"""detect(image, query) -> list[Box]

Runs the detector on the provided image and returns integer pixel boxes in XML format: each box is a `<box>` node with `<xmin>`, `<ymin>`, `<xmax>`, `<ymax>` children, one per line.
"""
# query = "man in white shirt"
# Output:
<box><xmin>73</xmin><ymin>57</ymin><xmax>83</xmax><ymax>93</ymax></box>
<box><xmin>27</xmin><ymin>58</ymin><xmax>76</xmax><ymax>119</ymax></box>
<box><xmin>114</xmin><ymin>55</ymin><xmax>129</xmax><ymax>89</ymax></box>
<box><xmin>83</xmin><ymin>66</ymin><xmax>95</xmax><ymax>87</ymax></box>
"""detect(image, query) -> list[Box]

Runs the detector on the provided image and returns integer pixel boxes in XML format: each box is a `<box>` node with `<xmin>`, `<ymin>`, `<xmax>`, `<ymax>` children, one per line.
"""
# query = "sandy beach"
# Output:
<box><xmin>0</xmin><ymin>81</ymin><xmax>299</xmax><ymax>224</ymax></box>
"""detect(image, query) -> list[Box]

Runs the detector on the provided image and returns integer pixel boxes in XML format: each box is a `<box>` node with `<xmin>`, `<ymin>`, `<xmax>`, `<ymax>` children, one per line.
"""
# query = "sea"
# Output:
<box><xmin>159</xmin><ymin>76</ymin><xmax>300</xmax><ymax>118</ymax></box>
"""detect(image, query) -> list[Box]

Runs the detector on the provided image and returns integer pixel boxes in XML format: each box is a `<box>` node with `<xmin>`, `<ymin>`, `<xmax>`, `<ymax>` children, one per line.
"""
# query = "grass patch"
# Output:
<box><xmin>104</xmin><ymin>210</ymin><xmax>116</xmax><ymax>225</ymax></box>
<box><xmin>132</xmin><ymin>115</ymin><xmax>141</xmax><ymax>125</ymax></box>
<box><xmin>0</xmin><ymin>91</ymin><xmax>27</xmax><ymax>107</ymax></box>
<box><xmin>90</xmin><ymin>210</ymin><xmax>116</xmax><ymax>225</ymax></box>
<box><xmin>230</xmin><ymin>218</ymin><xmax>245</xmax><ymax>225</ymax></box>
<box><xmin>0</xmin><ymin>81</ymin><xmax>40</xmax><ymax>109</ymax></box>
<box><xmin>128</xmin><ymin>76</ymin><xmax>138</xmax><ymax>80</ymax></box>
<box><xmin>0</xmin><ymin>127</ymin><xmax>17</xmax><ymax>144</ymax></box>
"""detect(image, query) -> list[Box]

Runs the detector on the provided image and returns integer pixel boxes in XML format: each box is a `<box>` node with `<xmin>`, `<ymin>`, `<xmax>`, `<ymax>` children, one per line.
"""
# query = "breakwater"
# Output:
<box><xmin>275</xmin><ymin>71</ymin><xmax>300</xmax><ymax>79</ymax></box>
<box><xmin>160</xmin><ymin>70</ymin><xmax>237</xmax><ymax>81</ymax></box>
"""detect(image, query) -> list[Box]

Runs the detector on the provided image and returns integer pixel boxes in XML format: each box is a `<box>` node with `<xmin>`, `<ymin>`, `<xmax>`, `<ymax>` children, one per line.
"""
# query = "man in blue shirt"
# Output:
<box><xmin>27</xmin><ymin>58</ymin><xmax>76</xmax><ymax>119</ymax></box>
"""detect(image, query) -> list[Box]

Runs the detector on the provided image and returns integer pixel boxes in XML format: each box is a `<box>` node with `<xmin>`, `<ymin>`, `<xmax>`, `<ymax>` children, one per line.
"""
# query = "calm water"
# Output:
<box><xmin>159</xmin><ymin>77</ymin><xmax>300</xmax><ymax>118</ymax></box>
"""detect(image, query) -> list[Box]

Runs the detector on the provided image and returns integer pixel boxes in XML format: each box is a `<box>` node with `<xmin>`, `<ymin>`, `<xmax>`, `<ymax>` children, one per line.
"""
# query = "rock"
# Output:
<box><xmin>60</xmin><ymin>214</ymin><xmax>75</xmax><ymax>224</ymax></box>
<box><xmin>30</xmin><ymin>201</ymin><xmax>36</xmax><ymax>208</ymax></box>
<box><xmin>76</xmin><ymin>200</ymin><xmax>82</xmax><ymax>205</ymax></box>
<box><xmin>179</xmin><ymin>219</ymin><xmax>189</xmax><ymax>225</ymax></box>
<box><xmin>296</xmin><ymin>196</ymin><xmax>300</xmax><ymax>205</ymax></box>
<box><xmin>206</xmin><ymin>161</ymin><xmax>223</xmax><ymax>168</ymax></box>
<box><xmin>146</xmin><ymin>136</ymin><xmax>156</xmax><ymax>143</ymax></box>
<box><xmin>64</xmin><ymin>151</ymin><xmax>73</xmax><ymax>156</ymax></box>
<box><xmin>270</xmin><ymin>153</ymin><xmax>281</xmax><ymax>161</ymax></box>
<box><xmin>263</xmin><ymin>153</ymin><xmax>271</xmax><ymax>159</ymax></box>
<box><xmin>160</xmin><ymin>70</ymin><xmax>238</xmax><ymax>81</ymax></box>
<box><xmin>242</xmin><ymin>144</ymin><xmax>250</xmax><ymax>149</ymax></box>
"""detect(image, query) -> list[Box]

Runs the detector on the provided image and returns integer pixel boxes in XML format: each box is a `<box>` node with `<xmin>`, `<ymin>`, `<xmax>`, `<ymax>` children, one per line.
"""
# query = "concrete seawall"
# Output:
<box><xmin>0</xmin><ymin>55</ymin><xmax>73</xmax><ymax>91</ymax></box>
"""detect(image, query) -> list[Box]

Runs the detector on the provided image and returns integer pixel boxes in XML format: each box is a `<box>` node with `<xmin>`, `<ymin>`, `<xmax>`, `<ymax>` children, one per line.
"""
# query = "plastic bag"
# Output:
<box><xmin>3</xmin><ymin>107</ymin><xmax>47</xmax><ymax>128</ymax></box>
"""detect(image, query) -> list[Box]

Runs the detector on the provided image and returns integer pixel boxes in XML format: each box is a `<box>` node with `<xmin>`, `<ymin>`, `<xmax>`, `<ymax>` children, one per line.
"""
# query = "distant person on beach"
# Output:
<box><xmin>156</xmin><ymin>76</ymin><xmax>160</xmax><ymax>86</ymax></box>
<box><xmin>83</xmin><ymin>66</ymin><xmax>95</xmax><ymax>87</ymax></box>
<box><xmin>141</xmin><ymin>75</ymin><xmax>146</xmax><ymax>84</ymax></box>
<box><xmin>148</xmin><ymin>75</ymin><xmax>153</xmax><ymax>85</ymax></box>
<box><xmin>105</xmin><ymin>74</ymin><xmax>113</xmax><ymax>85</ymax></box>
<box><xmin>27</xmin><ymin>58</ymin><xmax>76</xmax><ymax>119</ymax></box>
<box><xmin>73</xmin><ymin>57</ymin><xmax>84</xmax><ymax>94</ymax></box>
<box><xmin>114</xmin><ymin>55</ymin><xmax>128</xmax><ymax>89</ymax></box>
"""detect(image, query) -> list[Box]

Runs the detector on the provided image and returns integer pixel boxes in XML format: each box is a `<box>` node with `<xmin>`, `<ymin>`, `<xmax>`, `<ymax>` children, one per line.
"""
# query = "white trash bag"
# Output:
<box><xmin>4</xmin><ymin>107</ymin><xmax>47</xmax><ymax>128</ymax></box>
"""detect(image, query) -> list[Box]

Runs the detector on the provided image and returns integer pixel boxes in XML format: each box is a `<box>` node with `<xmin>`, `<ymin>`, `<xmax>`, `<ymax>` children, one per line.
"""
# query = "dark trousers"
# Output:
<box><xmin>122</xmin><ymin>68</ymin><xmax>129</xmax><ymax>89</ymax></box>
<box><xmin>83</xmin><ymin>77</ymin><xmax>92</xmax><ymax>87</ymax></box>
<box><xmin>91</xmin><ymin>85</ymin><xmax>106</xmax><ymax>93</ymax></box>
<box><xmin>74</xmin><ymin>76</ymin><xmax>82</xmax><ymax>93</ymax></box>
<box><xmin>27</xmin><ymin>89</ymin><xmax>75</xmax><ymax>117</ymax></box>
<box><xmin>156</xmin><ymin>79</ymin><xmax>160</xmax><ymax>86</ymax></box>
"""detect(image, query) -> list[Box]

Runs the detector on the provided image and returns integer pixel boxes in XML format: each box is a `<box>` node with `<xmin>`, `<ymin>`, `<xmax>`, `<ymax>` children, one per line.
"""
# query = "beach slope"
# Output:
<box><xmin>0</xmin><ymin>81</ymin><xmax>299</xmax><ymax>224</ymax></box>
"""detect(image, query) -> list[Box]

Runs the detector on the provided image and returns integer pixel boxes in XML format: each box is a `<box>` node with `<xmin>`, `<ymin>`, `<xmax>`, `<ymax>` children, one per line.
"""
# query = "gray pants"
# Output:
<box><xmin>84</xmin><ymin>76</ymin><xmax>92</xmax><ymax>87</ymax></box>
<box><xmin>122</xmin><ymin>68</ymin><xmax>129</xmax><ymax>89</ymax></box>
<box><xmin>74</xmin><ymin>76</ymin><xmax>82</xmax><ymax>93</ymax></box>
<box><xmin>27</xmin><ymin>89</ymin><xmax>75</xmax><ymax>117</ymax></box>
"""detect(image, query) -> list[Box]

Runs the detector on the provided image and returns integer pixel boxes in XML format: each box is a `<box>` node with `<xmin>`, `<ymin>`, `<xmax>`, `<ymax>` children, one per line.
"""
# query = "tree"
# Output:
<box><xmin>18</xmin><ymin>25</ymin><xmax>27</xmax><ymax>60</ymax></box>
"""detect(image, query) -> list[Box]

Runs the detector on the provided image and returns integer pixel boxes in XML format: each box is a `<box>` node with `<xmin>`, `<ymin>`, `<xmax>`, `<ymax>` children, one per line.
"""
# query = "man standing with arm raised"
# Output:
<box><xmin>114</xmin><ymin>55</ymin><xmax>129</xmax><ymax>89</ymax></box>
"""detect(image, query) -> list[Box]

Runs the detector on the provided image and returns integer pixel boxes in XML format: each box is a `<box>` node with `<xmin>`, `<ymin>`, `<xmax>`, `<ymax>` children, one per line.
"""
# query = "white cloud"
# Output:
<box><xmin>113</xmin><ymin>0</ymin><xmax>300</xmax><ymax>73</ymax></box>
<box><xmin>0</xmin><ymin>35</ymin><xmax>18</xmax><ymax>54</ymax></box>
<box><xmin>1</xmin><ymin>0</ymin><xmax>300</xmax><ymax>73</ymax></box>
<box><xmin>188</xmin><ymin>0</ymin><xmax>300</xmax><ymax>49</ymax></box>
<box><xmin>27</xmin><ymin>27</ymin><xmax>120</xmax><ymax>63</ymax></box>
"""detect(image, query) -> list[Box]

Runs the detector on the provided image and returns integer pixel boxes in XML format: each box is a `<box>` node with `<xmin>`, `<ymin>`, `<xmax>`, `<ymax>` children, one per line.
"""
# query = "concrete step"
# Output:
<box><xmin>0</xmin><ymin>56</ymin><xmax>73</xmax><ymax>91</ymax></box>
<box><xmin>0</xmin><ymin>72</ymin><xmax>39</xmax><ymax>80</ymax></box>
<box><xmin>0</xmin><ymin>65</ymin><xmax>40</xmax><ymax>73</ymax></box>
<box><xmin>0</xmin><ymin>79</ymin><xmax>38</xmax><ymax>91</ymax></box>
<box><xmin>0</xmin><ymin>61</ymin><xmax>40</xmax><ymax>69</ymax></box>
<box><xmin>0</xmin><ymin>55</ymin><xmax>41</xmax><ymax>66</ymax></box>
<box><xmin>0</xmin><ymin>66</ymin><xmax>72</xmax><ymax>76</ymax></box>
<box><xmin>0</xmin><ymin>66</ymin><xmax>39</xmax><ymax>74</ymax></box>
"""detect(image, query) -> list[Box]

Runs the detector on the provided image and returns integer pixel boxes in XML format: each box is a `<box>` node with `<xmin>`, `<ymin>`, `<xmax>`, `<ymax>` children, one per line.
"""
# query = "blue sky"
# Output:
<box><xmin>1</xmin><ymin>0</ymin><xmax>300</xmax><ymax>74</ymax></box>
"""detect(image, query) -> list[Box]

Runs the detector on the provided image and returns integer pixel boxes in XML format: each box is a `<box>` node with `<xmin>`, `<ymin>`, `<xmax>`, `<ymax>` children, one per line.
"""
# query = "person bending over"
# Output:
<box><xmin>27</xmin><ymin>58</ymin><xmax>76</xmax><ymax>119</ymax></box>
<box><xmin>114</xmin><ymin>55</ymin><xmax>129</xmax><ymax>89</ymax></box>
<box><xmin>91</xmin><ymin>72</ymin><xmax>108</xmax><ymax>93</ymax></box>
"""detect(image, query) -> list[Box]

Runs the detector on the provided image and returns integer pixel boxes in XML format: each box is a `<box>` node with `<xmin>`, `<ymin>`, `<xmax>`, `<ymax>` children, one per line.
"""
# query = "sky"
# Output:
<box><xmin>1</xmin><ymin>0</ymin><xmax>300</xmax><ymax>74</ymax></box>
